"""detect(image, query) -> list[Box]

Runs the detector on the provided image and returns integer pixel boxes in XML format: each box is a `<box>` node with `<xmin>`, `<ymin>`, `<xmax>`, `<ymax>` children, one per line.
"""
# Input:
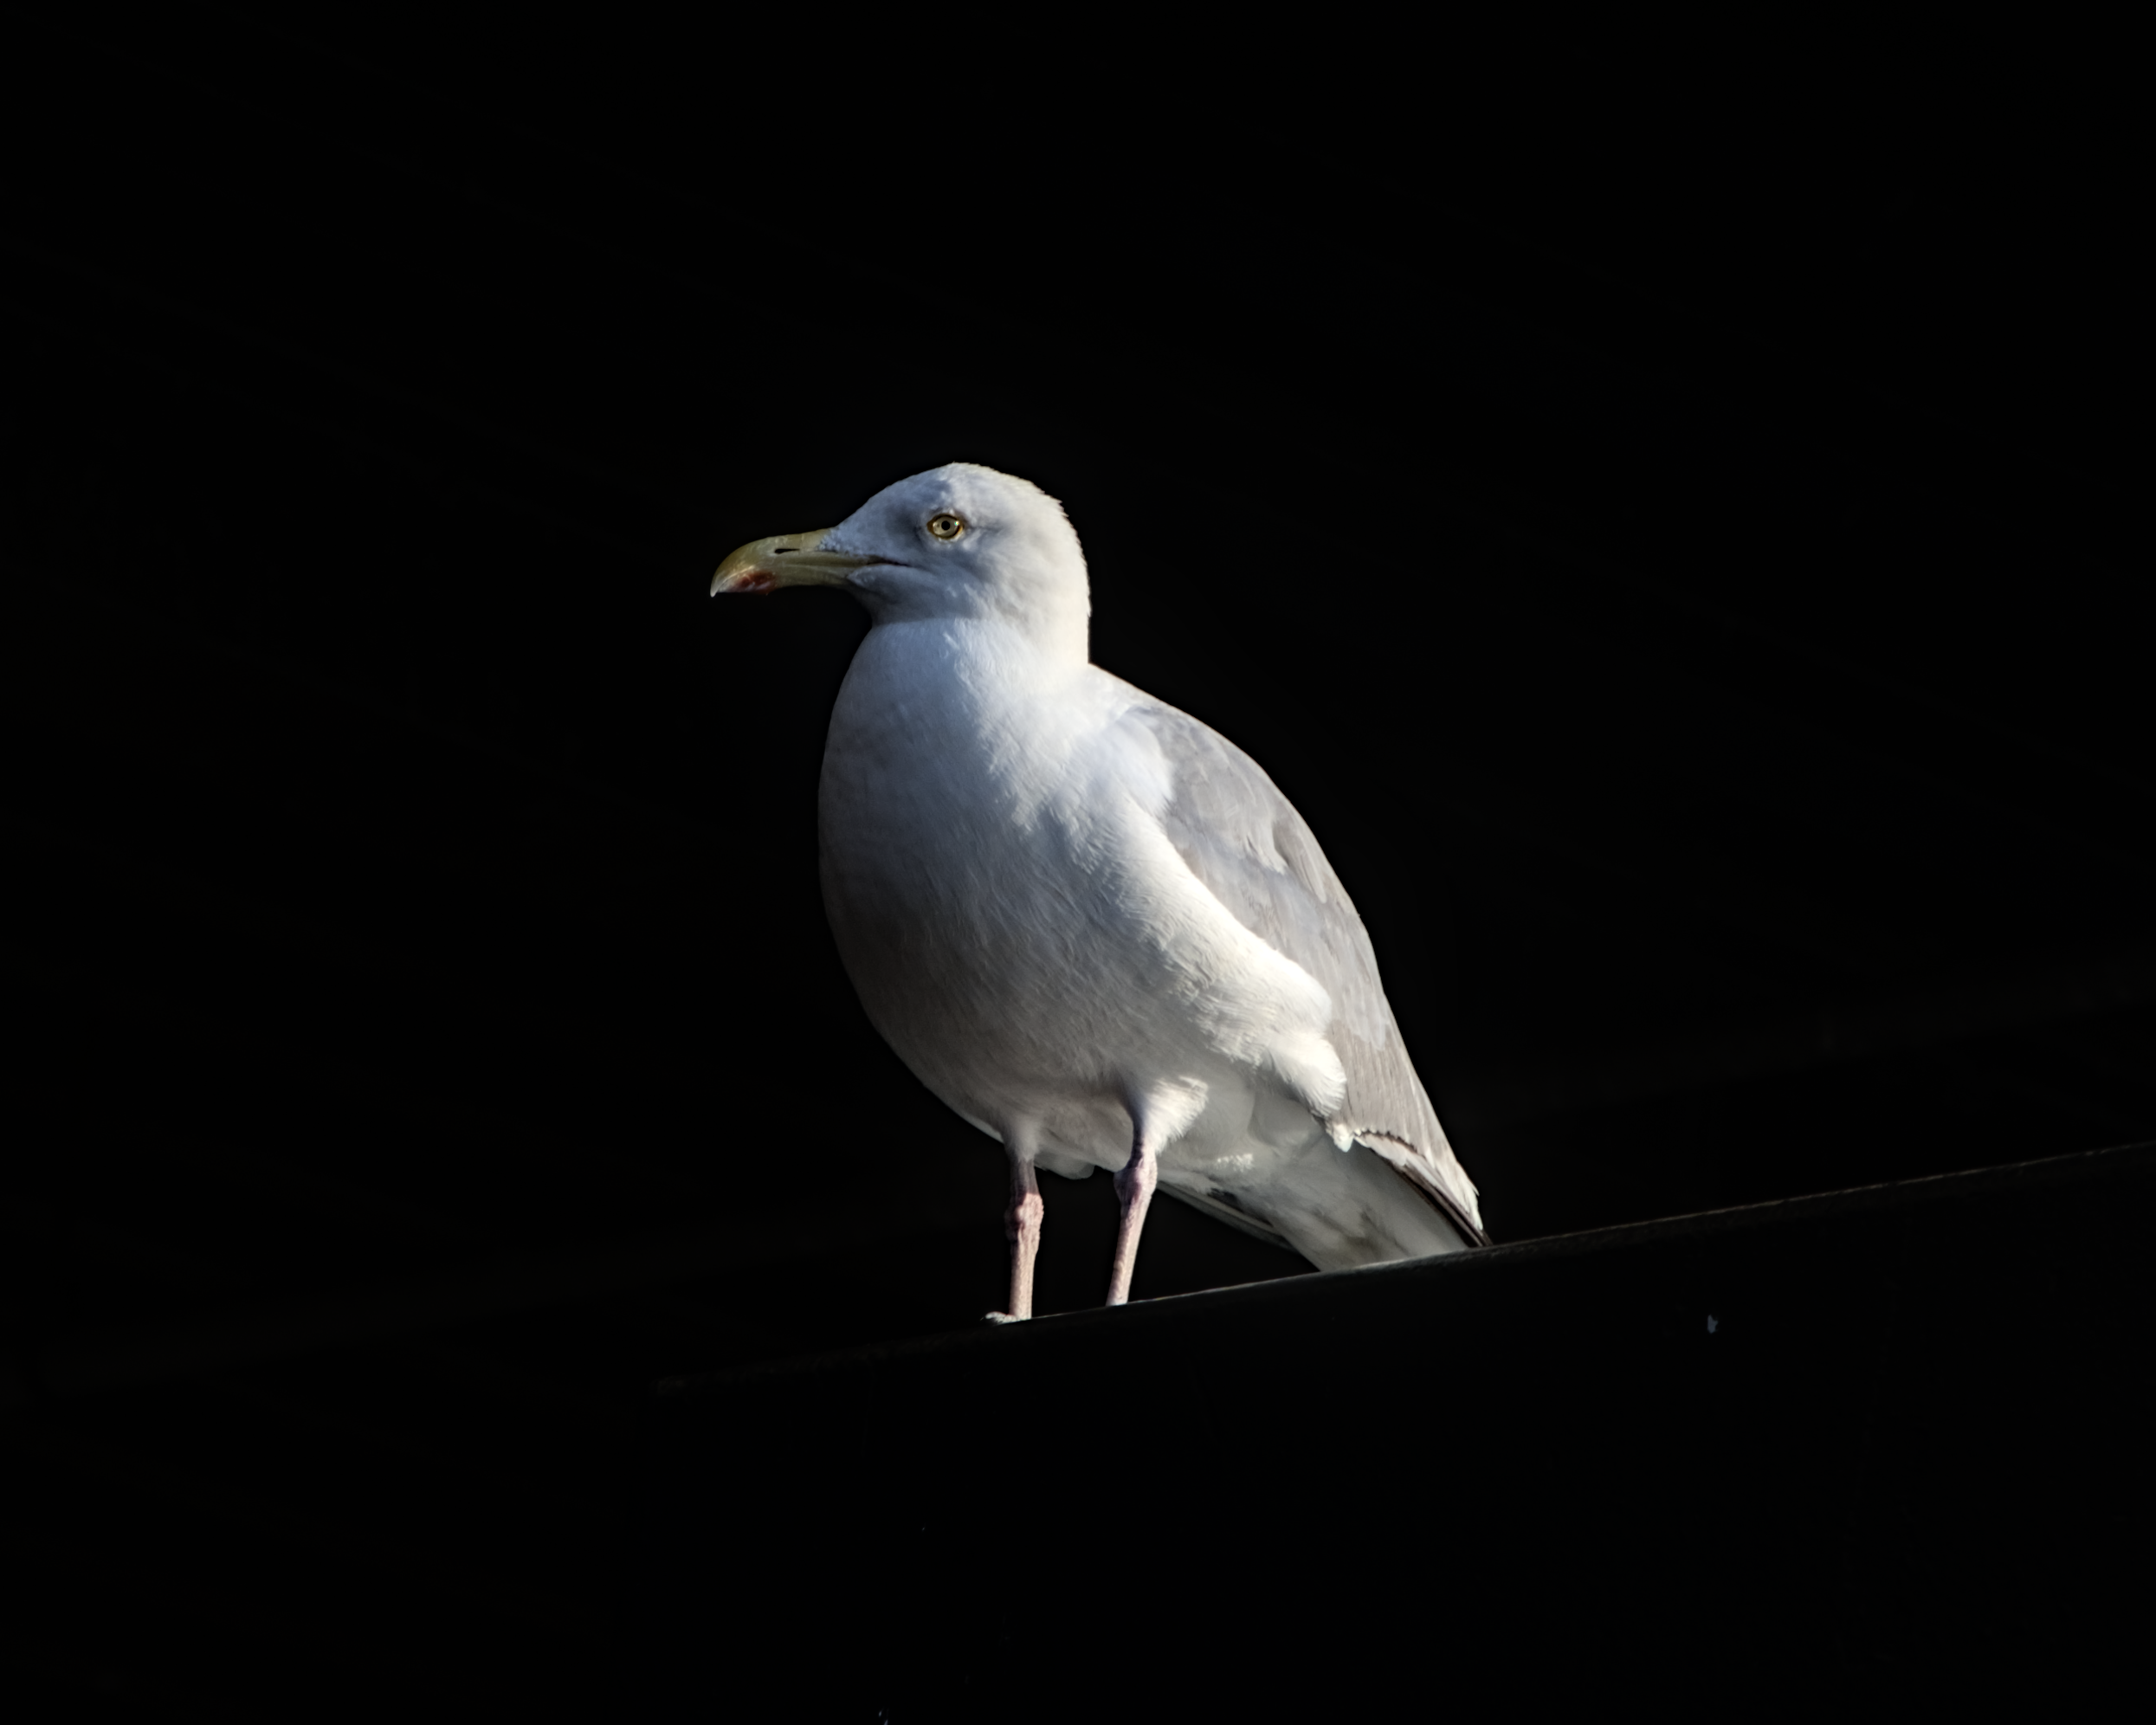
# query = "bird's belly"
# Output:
<box><xmin>820</xmin><ymin>799</ymin><xmax>1156</xmax><ymax>1134</ymax></box>
<box><xmin>817</xmin><ymin>746</ymin><xmax>1237</xmax><ymax>1162</ymax></box>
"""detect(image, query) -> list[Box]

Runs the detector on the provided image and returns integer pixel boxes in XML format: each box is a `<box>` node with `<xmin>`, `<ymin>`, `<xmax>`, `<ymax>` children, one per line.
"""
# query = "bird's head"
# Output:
<box><xmin>711</xmin><ymin>463</ymin><xmax>1090</xmax><ymax>657</ymax></box>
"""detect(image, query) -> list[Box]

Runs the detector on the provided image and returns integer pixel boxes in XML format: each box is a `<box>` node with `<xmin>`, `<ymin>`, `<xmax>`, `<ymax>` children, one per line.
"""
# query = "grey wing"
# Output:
<box><xmin>1128</xmin><ymin>698</ymin><xmax>1488</xmax><ymax>1244</ymax></box>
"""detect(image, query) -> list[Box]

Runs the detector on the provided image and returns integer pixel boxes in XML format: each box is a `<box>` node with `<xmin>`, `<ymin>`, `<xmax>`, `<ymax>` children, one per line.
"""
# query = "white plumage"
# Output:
<box><xmin>713</xmin><ymin>463</ymin><xmax>1483</xmax><ymax>1316</ymax></box>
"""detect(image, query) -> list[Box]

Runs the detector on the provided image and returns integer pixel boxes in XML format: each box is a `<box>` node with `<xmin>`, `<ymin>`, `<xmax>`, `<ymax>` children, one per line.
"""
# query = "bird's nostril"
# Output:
<box><xmin>772</xmin><ymin>546</ymin><xmax>797</xmax><ymax>555</ymax></box>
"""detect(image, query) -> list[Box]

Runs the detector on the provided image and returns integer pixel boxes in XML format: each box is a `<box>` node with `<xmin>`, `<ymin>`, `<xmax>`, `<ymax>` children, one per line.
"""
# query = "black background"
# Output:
<box><xmin>3</xmin><ymin>18</ymin><xmax>2147</xmax><ymax>1713</ymax></box>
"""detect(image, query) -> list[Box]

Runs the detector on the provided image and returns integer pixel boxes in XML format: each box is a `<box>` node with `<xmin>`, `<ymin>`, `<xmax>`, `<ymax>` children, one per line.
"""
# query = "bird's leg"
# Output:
<box><xmin>987</xmin><ymin>1150</ymin><xmax>1042</xmax><ymax>1324</ymax></box>
<box><xmin>1106</xmin><ymin>1130</ymin><xmax>1159</xmax><ymax>1308</ymax></box>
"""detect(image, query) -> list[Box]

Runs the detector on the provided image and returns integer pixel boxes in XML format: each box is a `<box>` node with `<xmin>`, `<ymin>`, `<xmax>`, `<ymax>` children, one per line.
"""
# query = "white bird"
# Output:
<box><xmin>713</xmin><ymin>463</ymin><xmax>1485</xmax><ymax>1318</ymax></box>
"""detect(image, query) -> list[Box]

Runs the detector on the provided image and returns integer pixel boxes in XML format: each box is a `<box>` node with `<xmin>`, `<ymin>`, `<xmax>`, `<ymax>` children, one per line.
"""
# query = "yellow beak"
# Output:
<box><xmin>710</xmin><ymin>527</ymin><xmax>883</xmax><ymax>596</ymax></box>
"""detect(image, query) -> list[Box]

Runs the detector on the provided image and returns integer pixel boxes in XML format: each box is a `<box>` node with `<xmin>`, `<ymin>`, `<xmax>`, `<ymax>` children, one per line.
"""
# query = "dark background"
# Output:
<box><xmin>3</xmin><ymin>19</ymin><xmax>2146</xmax><ymax>1712</ymax></box>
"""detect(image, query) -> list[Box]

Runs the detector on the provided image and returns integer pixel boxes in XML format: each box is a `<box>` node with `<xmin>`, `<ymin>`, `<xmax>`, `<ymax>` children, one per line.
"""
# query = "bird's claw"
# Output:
<box><xmin>983</xmin><ymin>1310</ymin><xmax>1028</xmax><ymax>1325</ymax></box>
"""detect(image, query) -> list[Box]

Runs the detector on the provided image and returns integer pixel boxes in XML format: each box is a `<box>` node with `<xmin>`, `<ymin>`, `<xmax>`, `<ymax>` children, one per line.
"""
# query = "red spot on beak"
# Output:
<box><xmin>731</xmin><ymin>570</ymin><xmax>777</xmax><ymax>596</ymax></box>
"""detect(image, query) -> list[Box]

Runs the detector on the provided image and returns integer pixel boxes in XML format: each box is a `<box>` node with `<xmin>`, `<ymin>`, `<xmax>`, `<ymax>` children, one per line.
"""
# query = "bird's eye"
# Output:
<box><xmin>926</xmin><ymin>513</ymin><xmax>967</xmax><ymax>540</ymax></box>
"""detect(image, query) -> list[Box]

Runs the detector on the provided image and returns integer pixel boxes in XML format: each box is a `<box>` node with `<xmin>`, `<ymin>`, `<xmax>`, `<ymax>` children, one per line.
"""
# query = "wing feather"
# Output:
<box><xmin>1126</xmin><ymin>696</ymin><xmax>1487</xmax><ymax>1243</ymax></box>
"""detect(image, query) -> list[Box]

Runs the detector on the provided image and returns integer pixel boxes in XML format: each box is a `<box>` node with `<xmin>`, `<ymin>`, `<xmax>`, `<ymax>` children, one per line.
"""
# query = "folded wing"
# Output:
<box><xmin>1125</xmin><ymin>695</ymin><xmax>1488</xmax><ymax>1244</ymax></box>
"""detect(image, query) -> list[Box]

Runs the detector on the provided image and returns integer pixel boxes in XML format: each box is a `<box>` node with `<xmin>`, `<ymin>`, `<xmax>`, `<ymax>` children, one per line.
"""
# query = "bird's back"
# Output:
<box><xmin>1116</xmin><ymin>680</ymin><xmax>1485</xmax><ymax>1246</ymax></box>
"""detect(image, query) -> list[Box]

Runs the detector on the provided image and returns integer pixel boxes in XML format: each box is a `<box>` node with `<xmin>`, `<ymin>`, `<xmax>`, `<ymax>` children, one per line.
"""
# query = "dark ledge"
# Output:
<box><xmin>655</xmin><ymin>1140</ymin><xmax>2149</xmax><ymax>1404</ymax></box>
<box><xmin>645</xmin><ymin>1144</ymin><xmax>2153</xmax><ymax>1716</ymax></box>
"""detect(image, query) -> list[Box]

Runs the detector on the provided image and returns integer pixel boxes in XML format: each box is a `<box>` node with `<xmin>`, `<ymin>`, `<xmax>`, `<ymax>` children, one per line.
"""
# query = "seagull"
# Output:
<box><xmin>713</xmin><ymin>463</ymin><xmax>1486</xmax><ymax>1318</ymax></box>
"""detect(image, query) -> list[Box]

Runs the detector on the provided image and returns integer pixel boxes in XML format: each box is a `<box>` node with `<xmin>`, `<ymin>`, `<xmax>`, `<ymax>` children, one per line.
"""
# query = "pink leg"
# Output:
<box><xmin>988</xmin><ymin>1153</ymin><xmax>1043</xmax><ymax>1323</ymax></box>
<box><xmin>1106</xmin><ymin>1130</ymin><xmax>1158</xmax><ymax>1308</ymax></box>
